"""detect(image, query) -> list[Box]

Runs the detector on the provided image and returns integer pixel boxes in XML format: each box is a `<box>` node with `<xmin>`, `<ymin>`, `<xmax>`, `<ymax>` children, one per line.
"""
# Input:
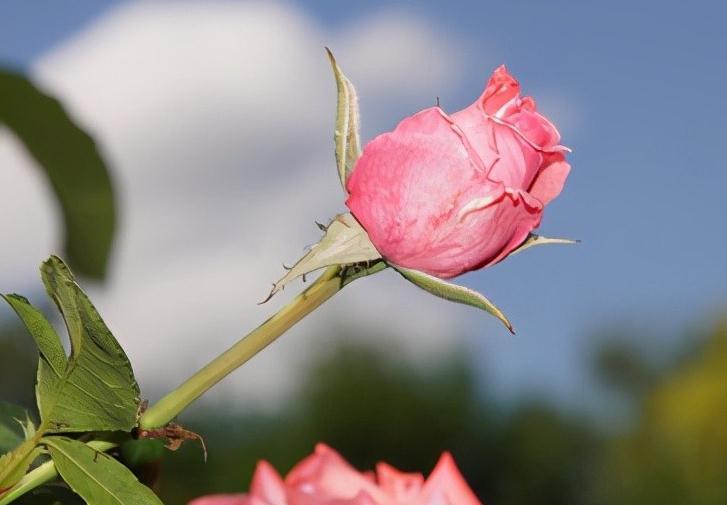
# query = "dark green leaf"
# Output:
<box><xmin>393</xmin><ymin>266</ymin><xmax>514</xmax><ymax>333</ymax></box>
<box><xmin>1</xmin><ymin>257</ymin><xmax>140</xmax><ymax>433</ymax></box>
<box><xmin>0</xmin><ymin>69</ymin><xmax>115</xmax><ymax>278</ymax></box>
<box><xmin>0</xmin><ymin>294</ymin><xmax>67</xmax><ymax>429</ymax></box>
<box><xmin>44</xmin><ymin>437</ymin><xmax>163</xmax><ymax>505</ymax></box>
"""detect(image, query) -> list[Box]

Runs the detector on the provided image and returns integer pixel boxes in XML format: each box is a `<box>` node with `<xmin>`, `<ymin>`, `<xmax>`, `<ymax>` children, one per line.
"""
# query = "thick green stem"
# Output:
<box><xmin>0</xmin><ymin>266</ymin><xmax>344</xmax><ymax>503</ymax></box>
<box><xmin>139</xmin><ymin>264</ymin><xmax>343</xmax><ymax>429</ymax></box>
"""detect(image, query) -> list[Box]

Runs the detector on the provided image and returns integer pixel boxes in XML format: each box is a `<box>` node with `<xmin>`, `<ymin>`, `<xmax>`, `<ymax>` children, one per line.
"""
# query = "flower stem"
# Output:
<box><xmin>0</xmin><ymin>440</ymin><xmax>115</xmax><ymax>505</ymax></box>
<box><xmin>0</xmin><ymin>461</ymin><xmax>55</xmax><ymax>505</ymax></box>
<box><xmin>0</xmin><ymin>266</ymin><xmax>344</xmax><ymax>503</ymax></box>
<box><xmin>139</xmin><ymin>265</ymin><xmax>343</xmax><ymax>429</ymax></box>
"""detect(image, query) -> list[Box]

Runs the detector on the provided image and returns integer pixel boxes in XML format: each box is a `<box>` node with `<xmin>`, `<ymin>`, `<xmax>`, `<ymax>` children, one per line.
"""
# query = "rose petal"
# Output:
<box><xmin>527</xmin><ymin>156</ymin><xmax>571</xmax><ymax>206</ymax></box>
<box><xmin>250</xmin><ymin>461</ymin><xmax>287</xmax><ymax>505</ymax></box>
<box><xmin>481</xmin><ymin>65</ymin><xmax>520</xmax><ymax>117</ymax></box>
<box><xmin>346</xmin><ymin>65</ymin><xmax>570</xmax><ymax>279</ymax></box>
<box><xmin>288</xmin><ymin>490</ymin><xmax>379</xmax><ymax>505</ymax></box>
<box><xmin>450</xmin><ymin>102</ymin><xmax>499</xmax><ymax>174</ymax></box>
<box><xmin>487</xmin><ymin>122</ymin><xmax>544</xmax><ymax>190</ymax></box>
<box><xmin>418</xmin><ymin>453</ymin><xmax>482</xmax><ymax>505</ymax></box>
<box><xmin>452</xmin><ymin>67</ymin><xmax>568</xmax><ymax>192</ymax></box>
<box><xmin>462</xmin><ymin>188</ymin><xmax>542</xmax><ymax>271</ymax></box>
<box><xmin>346</xmin><ymin>107</ymin><xmax>497</xmax><ymax>277</ymax></box>
<box><xmin>376</xmin><ymin>462</ymin><xmax>424</xmax><ymax>503</ymax></box>
<box><xmin>508</xmin><ymin>108</ymin><xmax>562</xmax><ymax>152</ymax></box>
<box><xmin>286</xmin><ymin>444</ymin><xmax>389</xmax><ymax>504</ymax></box>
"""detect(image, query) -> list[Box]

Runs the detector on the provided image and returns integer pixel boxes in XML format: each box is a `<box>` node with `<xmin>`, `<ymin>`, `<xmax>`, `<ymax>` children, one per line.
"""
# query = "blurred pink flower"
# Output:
<box><xmin>346</xmin><ymin>65</ymin><xmax>571</xmax><ymax>278</ymax></box>
<box><xmin>188</xmin><ymin>443</ymin><xmax>482</xmax><ymax>505</ymax></box>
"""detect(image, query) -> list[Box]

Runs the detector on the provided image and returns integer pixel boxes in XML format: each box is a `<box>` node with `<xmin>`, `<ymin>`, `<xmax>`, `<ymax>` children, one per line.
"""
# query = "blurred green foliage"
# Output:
<box><xmin>155</xmin><ymin>320</ymin><xmax>727</xmax><ymax>505</ymax></box>
<box><xmin>0</xmin><ymin>323</ymin><xmax>37</xmax><ymax>411</ymax></box>
<box><xmin>594</xmin><ymin>319</ymin><xmax>727</xmax><ymax>505</ymax></box>
<box><xmin>2</xmin><ymin>319</ymin><xmax>726</xmax><ymax>505</ymax></box>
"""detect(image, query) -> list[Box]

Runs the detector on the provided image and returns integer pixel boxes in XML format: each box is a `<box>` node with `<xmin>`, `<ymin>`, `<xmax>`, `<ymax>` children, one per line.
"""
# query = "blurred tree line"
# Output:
<box><xmin>3</xmin><ymin>302</ymin><xmax>727</xmax><ymax>505</ymax></box>
<box><xmin>99</xmin><ymin>318</ymin><xmax>727</xmax><ymax>504</ymax></box>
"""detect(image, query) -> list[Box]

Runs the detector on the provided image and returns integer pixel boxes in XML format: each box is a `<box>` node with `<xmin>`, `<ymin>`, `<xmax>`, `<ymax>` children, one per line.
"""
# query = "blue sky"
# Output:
<box><xmin>1</xmin><ymin>1</ymin><xmax>726</xmax><ymax>409</ymax></box>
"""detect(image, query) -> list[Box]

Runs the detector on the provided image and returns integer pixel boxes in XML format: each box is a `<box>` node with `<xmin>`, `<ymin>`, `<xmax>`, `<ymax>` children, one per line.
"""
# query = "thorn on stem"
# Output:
<box><xmin>258</xmin><ymin>284</ymin><xmax>278</xmax><ymax>305</ymax></box>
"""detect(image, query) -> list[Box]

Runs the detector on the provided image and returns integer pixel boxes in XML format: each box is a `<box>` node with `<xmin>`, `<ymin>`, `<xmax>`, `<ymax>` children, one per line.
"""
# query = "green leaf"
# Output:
<box><xmin>393</xmin><ymin>266</ymin><xmax>514</xmax><ymax>333</ymax></box>
<box><xmin>0</xmin><ymin>69</ymin><xmax>116</xmax><ymax>279</ymax></box>
<box><xmin>1</xmin><ymin>257</ymin><xmax>140</xmax><ymax>433</ymax></box>
<box><xmin>0</xmin><ymin>403</ymin><xmax>32</xmax><ymax>454</ymax></box>
<box><xmin>509</xmin><ymin>233</ymin><xmax>578</xmax><ymax>256</ymax></box>
<box><xmin>44</xmin><ymin>437</ymin><xmax>163</xmax><ymax>505</ymax></box>
<box><xmin>264</xmin><ymin>213</ymin><xmax>381</xmax><ymax>301</ymax></box>
<box><xmin>0</xmin><ymin>295</ymin><xmax>68</xmax><ymax>426</ymax></box>
<box><xmin>326</xmin><ymin>48</ymin><xmax>361</xmax><ymax>190</ymax></box>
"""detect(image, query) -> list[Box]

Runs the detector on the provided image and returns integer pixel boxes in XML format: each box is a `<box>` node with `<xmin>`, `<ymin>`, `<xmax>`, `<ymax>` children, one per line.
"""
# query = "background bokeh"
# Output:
<box><xmin>1</xmin><ymin>1</ymin><xmax>726</xmax><ymax>504</ymax></box>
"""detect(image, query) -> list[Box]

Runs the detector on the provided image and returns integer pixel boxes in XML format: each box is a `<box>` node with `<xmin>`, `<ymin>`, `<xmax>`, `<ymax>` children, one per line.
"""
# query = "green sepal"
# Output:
<box><xmin>509</xmin><ymin>233</ymin><xmax>578</xmax><ymax>256</ymax></box>
<box><xmin>326</xmin><ymin>48</ymin><xmax>361</xmax><ymax>190</ymax></box>
<box><xmin>264</xmin><ymin>213</ymin><xmax>381</xmax><ymax>302</ymax></box>
<box><xmin>341</xmin><ymin>260</ymin><xmax>388</xmax><ymax>288</ymax></box>
<box><xmin>393</xmin><ymin>266</ymin><xmax>514</xmax><ymax>333</ymax></box>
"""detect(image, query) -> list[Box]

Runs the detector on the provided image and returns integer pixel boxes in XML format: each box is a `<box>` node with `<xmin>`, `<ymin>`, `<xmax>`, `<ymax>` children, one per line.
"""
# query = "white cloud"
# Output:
<box><xmin>0</xmin><ymin>129</ymin><xmax>60</xmax><ymax>290</ymax></box>
<box><xmin>0</xmin><ymin>2</ymin><xmax>470</xmax><ymax>408</ymax></box>
<box><xmin>333</xmin><ymin>9</ymin><xmax>462</xmax><ymax>97</ymax></box>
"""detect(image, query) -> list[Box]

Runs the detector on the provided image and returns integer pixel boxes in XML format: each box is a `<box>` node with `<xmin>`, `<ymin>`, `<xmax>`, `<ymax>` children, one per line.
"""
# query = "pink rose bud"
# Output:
<box><xmin>188</xmin><ymin>444</ymin><xmax>483</xmax><ymax>505</ymax></box>
<box><xmin>346</xmin><ymin>66</ymin><xmax>571</xmax><ymax>278</ymax></box>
